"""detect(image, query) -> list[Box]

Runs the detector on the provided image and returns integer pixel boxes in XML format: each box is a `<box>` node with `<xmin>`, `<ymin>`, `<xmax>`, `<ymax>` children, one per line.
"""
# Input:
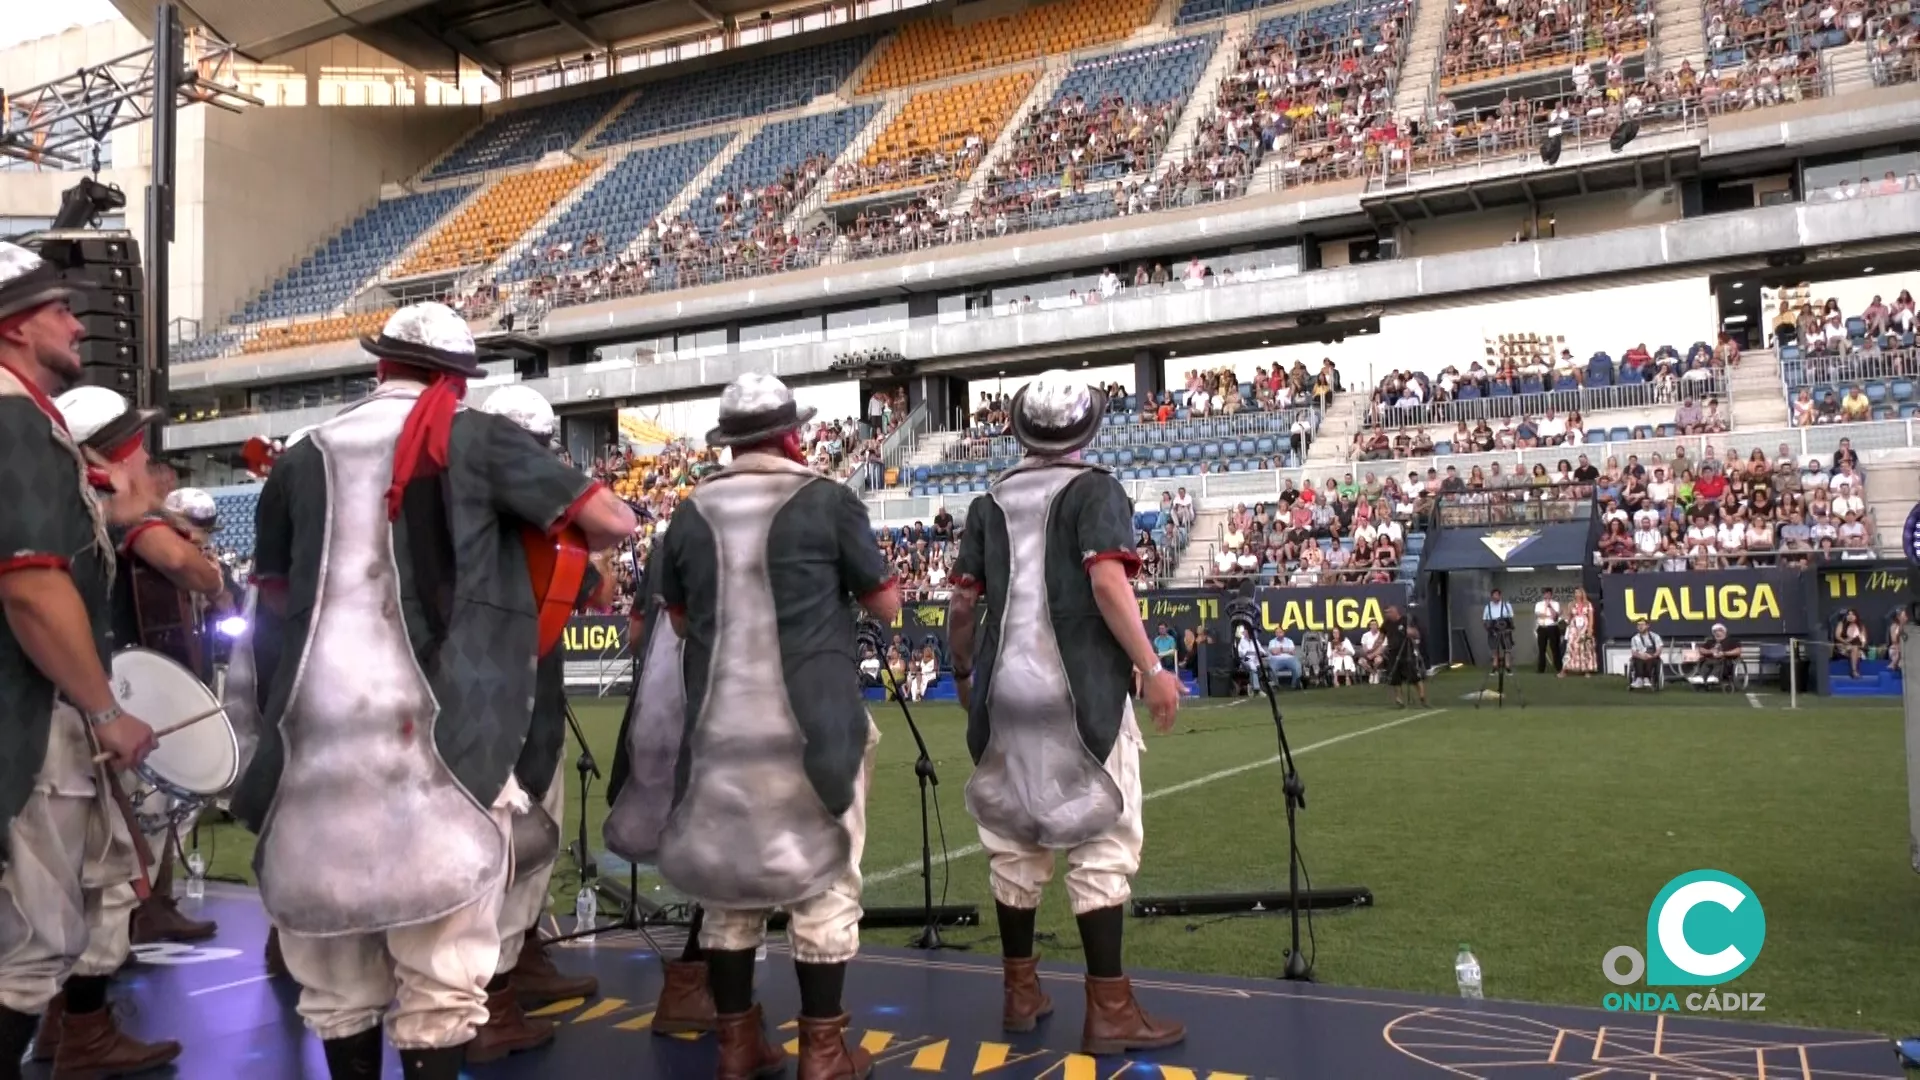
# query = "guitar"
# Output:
<box><xmin>523</xmin><ymin>524</ymin><xmax>590</xmax><ymax>658</ymax></box>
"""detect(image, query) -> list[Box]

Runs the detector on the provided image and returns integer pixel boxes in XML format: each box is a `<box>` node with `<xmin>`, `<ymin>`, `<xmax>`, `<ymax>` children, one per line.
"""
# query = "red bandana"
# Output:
<box><xmin>383</xmin><ymin>368</ymin><xmax>468</xmax><ymax>521</ymax></box>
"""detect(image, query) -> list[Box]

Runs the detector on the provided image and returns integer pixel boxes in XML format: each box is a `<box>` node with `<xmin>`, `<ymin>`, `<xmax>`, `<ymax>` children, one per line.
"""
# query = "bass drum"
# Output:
<box><xmin>110</xmin><ymin>648</ymin><xmax>240</xmax><ymax>835</ymax></box>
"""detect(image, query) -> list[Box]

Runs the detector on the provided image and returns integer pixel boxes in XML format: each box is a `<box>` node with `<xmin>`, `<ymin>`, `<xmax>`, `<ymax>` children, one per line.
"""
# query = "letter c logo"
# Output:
<box><xmin>1645</xmin><ymin>870</ymin><xmax>1765</xmax><ymax>986</ymax></box>
<box><xmin>1657</xmin><ymin>880</ymin><xmax>1747</xmax><ymax>977</ymax></box>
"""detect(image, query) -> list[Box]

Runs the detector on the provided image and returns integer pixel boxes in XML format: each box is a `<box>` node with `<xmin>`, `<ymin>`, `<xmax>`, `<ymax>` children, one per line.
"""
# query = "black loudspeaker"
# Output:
<box><xmin>1540</xmin><ymin>133</ymin><xmax>1562</xmax><ymax>166</ymax></box>
<box><xmin>28</xmin><ymin>234</ymin><xmax>144</xmax><ymax>377</ymax></box>
<box><xmin>1609</xmin><ymin>118</ymin><xmax>1640</xmax><ymax>153</ymax></box>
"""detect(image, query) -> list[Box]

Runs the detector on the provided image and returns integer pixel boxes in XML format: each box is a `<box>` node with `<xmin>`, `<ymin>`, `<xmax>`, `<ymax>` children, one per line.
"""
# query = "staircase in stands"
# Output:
<box><xmin>1177</xmin><ymin>507</ymin><xmax>1230</xmax><ymax>583</ymax></box>
<box><xmin>1388</xmin><ymin>0</ymin><xmax>1448</xmax><ymax>123</ymax></box>
<box><xmin>1649</xmin><ymin>0</ymin><xmax>1708</xmax><ymax>75</ymax></box>
<box><xmin>1303</xmin><ymin>405</ymin><xmax>1358</xmax><ymax>472</ymax></box>
<box><xmin>1726</xmin><ymin>348</ymin><xmax>1789</xmax><ymax>430</ymax></box>
<box><xmin>949</xmin><ymin>62</ymin><xmax>1072</xmax><ymax>214</ymax></box>
<box><xmin>901</xmin><ymin>431</ymin><xmax>965</xmax><ymax>473</ymax></box>
<box><xmin>1824</xmin><ymin>42</ymin><xmax>1878</xmax><ymax>96</ymax></box>
<box><xmin>1153</xmin><ymin>30</ymin><xmax>1247</xmax><ymax>184</ymax></box>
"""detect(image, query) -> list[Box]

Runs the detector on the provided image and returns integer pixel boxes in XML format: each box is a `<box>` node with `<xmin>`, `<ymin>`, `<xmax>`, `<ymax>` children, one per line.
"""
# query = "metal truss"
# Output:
<box><xmin>0</xmin><ymin>28</ymin><xmax>261</xmax><ymax>170</ymax></box>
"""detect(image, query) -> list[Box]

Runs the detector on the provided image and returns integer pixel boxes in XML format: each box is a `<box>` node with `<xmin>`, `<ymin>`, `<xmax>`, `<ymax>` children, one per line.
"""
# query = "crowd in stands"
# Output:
<box><xmin>1199</xmin><ymin>473</ymin><xmax>1415</xmax><ymax>586</ymax></box>
<box><xmin>1356</xmin><ymin>334</ymin><xmax>1733</xmax><ymax>434</ymax></box>
<box><xmin>1776</xmin><ymin>287</ymin><xmax>1920</xmax><ymax>426</ymax></box>
<box><xmin>1594</xmin><ymin>438</ymin><xmax>1877</xmax><ymax>569</ymax></box>
<box><xmin>1441</xmin><ymin>0</ymin><xmax>1652</xmax><ymax>86</ymax></box>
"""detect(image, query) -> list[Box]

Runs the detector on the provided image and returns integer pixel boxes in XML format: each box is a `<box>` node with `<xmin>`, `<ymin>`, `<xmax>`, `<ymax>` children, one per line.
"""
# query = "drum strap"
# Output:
<box><xmin>102</xmin><ymin>772</ymin><xmax>154</xmax><ymax>902</ymax></box>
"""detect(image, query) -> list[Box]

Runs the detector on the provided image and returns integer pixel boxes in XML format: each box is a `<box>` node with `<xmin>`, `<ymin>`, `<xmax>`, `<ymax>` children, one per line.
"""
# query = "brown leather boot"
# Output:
<box><xmin>30</xmin><ymin>992</ymin><xmax>62</xmax><ymax>1061</ymax></box>
<box><xmin>796</xmin><ymin>1013</ymin><xmax>872</xmax><ymax>1080</ymax></box>
<box><xmin>51</xmin><ymin>1005</ymin><xmax>182</xmax><ymax>1079</ymax></box>
<box><xmin>714</xmin><ymin>1004</ymin><xmax>786</xmax><ymax>1080</ymax></box>
<box><xmin>466</xmin><ymin>984</ymin><xmax>555</xmax><ymax>1064</ymax></box>
<box><xmin>265</xmin><ymin>927</ymin><xmax>287</xmax><ymax>977</ymax></box>
<box><xmin>129</xmin><ymin>893</ymin><xmax>217</xmax><ymax>946</ymax></box>
<box><xmin>1002</xmin><ymin>956</ymin><xmax>1053</xmax><ymax>1033</ymax></box>
<box><xmin>1081</xmin><ymin>975</ymin><xmax>1186</xmax><ymax>1055</ymax></box>
<box><xmin>508</xmin><ymin>929</ymin><xmax>599</xmax><ymax>1007</ymax></box>
<box><xmin>652</xmin><ymin>959</ymin><xmax>716</xmax><ymax>1035</ymax></box>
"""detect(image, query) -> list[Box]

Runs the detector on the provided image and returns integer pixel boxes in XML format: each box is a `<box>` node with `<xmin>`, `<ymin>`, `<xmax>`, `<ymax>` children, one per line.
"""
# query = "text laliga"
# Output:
<box><xmin>1603</xmin><ymin>991</ymin><xmax>1766</xmax><ymax>1012</ymax></box>
<box><xmin>1622</xmin><ymin>584</ymin><xmax>1781</xmax><ymax>623</ymax></box>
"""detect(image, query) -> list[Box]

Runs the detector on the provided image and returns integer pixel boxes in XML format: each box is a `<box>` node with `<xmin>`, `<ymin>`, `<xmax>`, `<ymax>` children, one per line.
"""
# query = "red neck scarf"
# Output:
<box><xmin>382</xmin><ymin>365</ymin><xmax>468</xmax><ymax>521</ymax></box>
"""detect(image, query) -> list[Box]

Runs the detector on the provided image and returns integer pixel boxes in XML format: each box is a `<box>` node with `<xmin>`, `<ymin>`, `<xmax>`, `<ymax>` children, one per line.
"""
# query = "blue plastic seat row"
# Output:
<box><xmin>233</xmin><ymin>185</ymin><xmax>473</xmax><ymax>325</ymax></box>
<box><xmin>506</xmin><ymin>134</ymin><xmax>731</xmax><ymax>283</ymax></box>
<box><xmin>426</xmin><ymin>87</ymin><xmax>631</xmax><ymax>182</ymax></box>
<box><xmin>589</xmin><ymin>35</ymin><xmax>877</xmax><ymax>151</ymax></box>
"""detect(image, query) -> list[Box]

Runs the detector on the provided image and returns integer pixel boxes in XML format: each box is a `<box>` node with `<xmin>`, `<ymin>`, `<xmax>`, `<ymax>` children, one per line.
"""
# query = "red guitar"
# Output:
<box><xmin>523</xmin><ymin>524</ymin><xmax>590</xmax><ymax>657</ymax></box>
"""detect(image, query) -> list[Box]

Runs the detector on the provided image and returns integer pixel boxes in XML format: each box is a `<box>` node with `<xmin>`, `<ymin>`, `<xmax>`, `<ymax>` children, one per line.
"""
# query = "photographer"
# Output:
<box><xmin>1482</xmin><ymin>589</ymin><xmax>1516</xmax><ymax>672</ymax></box>
<box><xmin>1380</xmin><ymin>606</ymin><xmax>1429</xmax><ymax>708</ymax></box>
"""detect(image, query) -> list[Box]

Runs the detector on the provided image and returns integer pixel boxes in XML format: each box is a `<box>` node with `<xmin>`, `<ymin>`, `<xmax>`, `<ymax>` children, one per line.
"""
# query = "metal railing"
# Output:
<box><xmin>947</xmin><ymin>404</ymin><xmax>1320</xmax><ymax>460</ymax></box>
<box><xmin>1781</xmin><ymin>346</ymin><xmax>1919</xmax><ymax>391</ymax></box>
<box><xmin>1437</xmin><ymin>7</ymin><xmax>1653</xmax><ymax>90</ymax></box>
<box><xmin>1359</xmin><ymin>374</ymin><xmax>1728</xmax><ymax>431</ymax></box>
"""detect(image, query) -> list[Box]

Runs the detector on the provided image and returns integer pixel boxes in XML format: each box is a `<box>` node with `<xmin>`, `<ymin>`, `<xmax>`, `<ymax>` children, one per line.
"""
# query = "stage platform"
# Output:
<box><xmin>44</xmin><ymin>887</ymin><xmax>1899</xmax><ymax>1080</ymax></box>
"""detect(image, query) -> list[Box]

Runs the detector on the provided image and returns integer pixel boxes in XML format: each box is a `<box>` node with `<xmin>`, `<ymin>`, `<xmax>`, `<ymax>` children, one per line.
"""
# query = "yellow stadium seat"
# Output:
<box><xmin>395</xmin><ymin>160</ymin><xmax>596</xmax><ymax>277</ymax></box>
<box><xmin>857</xmin><ymin>0</ymin><xmax>1156</xmax><ymax>94</ymax></box>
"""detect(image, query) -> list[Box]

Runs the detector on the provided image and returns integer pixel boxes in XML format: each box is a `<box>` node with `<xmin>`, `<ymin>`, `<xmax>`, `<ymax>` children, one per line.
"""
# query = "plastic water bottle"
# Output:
<box><xmin>574</xmin><ymin>884</ymin><xmax>597</xmax><ymax>932</ymax></box>
<box><xmin>184</xmin><ymin>851</ymin><xmax>206</xmax><ymax>901</ymax></box>
<box><xmin>1455</xmin><ymin>944</ymin><xmax>1483</xmax><ymax>999</ymax></box>
<box><xmin>755</xmin><ymin>942</ymin><xmax>768</xmax><ymax>962</ymax></box>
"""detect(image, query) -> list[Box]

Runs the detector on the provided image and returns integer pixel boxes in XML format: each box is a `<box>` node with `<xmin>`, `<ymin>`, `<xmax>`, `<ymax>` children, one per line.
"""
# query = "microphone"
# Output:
<box><xmin>855</xmin><ymin>616</ymin><xmax>888</xmax><ymax>656</ymax></box>
<box><xmin>1226</xmin><ymin>583</ymin><xmax>1261</xmax><ymax>642</ymax></box>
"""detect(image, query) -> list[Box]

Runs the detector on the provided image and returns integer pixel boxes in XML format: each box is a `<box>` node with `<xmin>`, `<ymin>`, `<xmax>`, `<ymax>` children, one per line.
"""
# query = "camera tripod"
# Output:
<box><xmin>1473</xmin><ymin>637</ymin><xmax>1526</xmax><ymax>708</ymax></box>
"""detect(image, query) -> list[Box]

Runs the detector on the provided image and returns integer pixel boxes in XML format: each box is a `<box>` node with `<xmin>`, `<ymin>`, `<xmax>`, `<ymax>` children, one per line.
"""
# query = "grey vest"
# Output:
<box><xmin>601</xmin><ymin>599</ymin><xmax>687</xmax><ymax>865</ymax></box>
<box><xmin>965</xmin><ymin>460</ymin><xmax>1126</xmax><ymax>849</ymax></box>
<box><xmin>256</xmin><ymin>390</ymin><xmax>506</xmax><ymax>936</ymax></box>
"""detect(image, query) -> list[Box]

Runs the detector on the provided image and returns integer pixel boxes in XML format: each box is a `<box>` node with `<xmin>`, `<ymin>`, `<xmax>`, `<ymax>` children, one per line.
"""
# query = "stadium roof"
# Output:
<box><xmin>111</xmin><ymin>0</ymin><xmax>804</xmax><ymax>78</ymax></box>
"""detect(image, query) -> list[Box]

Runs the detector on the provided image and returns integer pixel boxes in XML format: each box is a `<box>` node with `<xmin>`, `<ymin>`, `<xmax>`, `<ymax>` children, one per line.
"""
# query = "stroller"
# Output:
<box><xmin>1297</xmin><ymin>631</ymin><xmax>1333</xmax><ymax>688</ymax></box>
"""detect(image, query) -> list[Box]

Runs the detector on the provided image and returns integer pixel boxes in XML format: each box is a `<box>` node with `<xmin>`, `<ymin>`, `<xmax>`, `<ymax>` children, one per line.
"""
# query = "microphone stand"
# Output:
<box><xmin>884</xmin><ymin>679</ymin><xmax>966</xmax><ymax>952</ymax></box>
<box><xmin>564</xmin><ymin>700</ymin><xmax>600</xmax><ymax>882</ymax></box>
<box><xmin>1245</xmin><ymin>643</ymin><xmax>1313</xmax><ymax>981</ymax></box>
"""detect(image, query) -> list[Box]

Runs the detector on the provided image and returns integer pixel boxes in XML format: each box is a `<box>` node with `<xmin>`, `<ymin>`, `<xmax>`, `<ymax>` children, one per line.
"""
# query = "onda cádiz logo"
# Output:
<box><xmin>1601</xmin><ymin>870</ymin><xmax>1767</xmax><ymax>1014</ymax></box>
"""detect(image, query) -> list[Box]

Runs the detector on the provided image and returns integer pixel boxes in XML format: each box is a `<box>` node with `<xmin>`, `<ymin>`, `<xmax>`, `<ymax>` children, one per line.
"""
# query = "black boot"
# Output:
<box><xmin>0</xmin><ymin>1006</ymin><xmax>37</xmax><ymax>1080</ymax></box>
<box><xmin>321</xmin><ymin>1028</ymin><xmax>383</xmax><ymax>1079</ymax></box>
<box><xmin>398</xmin><ymin>1043</ymin><xmax>469</xmax><ymax>1079</ymax></box>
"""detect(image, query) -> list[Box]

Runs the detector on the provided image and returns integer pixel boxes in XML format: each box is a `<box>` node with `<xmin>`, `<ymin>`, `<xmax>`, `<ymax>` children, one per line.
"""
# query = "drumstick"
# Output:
<box><xmin>91</xmin><ymin>704</ymin><xmax>226</xmax><ymax>764</ymax></box>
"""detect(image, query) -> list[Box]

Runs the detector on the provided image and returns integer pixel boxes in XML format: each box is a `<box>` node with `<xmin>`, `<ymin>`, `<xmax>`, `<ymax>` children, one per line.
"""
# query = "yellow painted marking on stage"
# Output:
<box><xmin>1592</xmin><ymin>1026</ymin><xmax>1607</xmax><ymax>1061</ymax></box>
<box><xmin>1062</xmin><ymin>1052</ymin><xmax>1099</xmax><ymax>1080</ymax></box>
<box><xmin>612</xmin><ymin>1010</ymin><xmax>655</xmax><ymax>1031</ymax></box>
<box><xmin>1157</xmin><ymin>1070</ymin><xmax>1248</xmax><ymax>1080</ymax></box>
<box><xmin>908</xmin><ymin>1039</ymin><xmax>948</xmax><ymax>1071</ymax></box>
<box><xmin>1655</xmin><ymin>1012</ymin><xmax>1665</xmax><ymax>1055</ymax></box>
<box><xmin>1755</xmin><ymin>1046</ymin><xmax>1765</xmax><ymax>1079</ymax></box>
<box><xmin>860</xmin><ymin>1030</ymin><xmax>895</xmax><ymax>1052</ymax></box>
<box><xmin>526</xmin><ymin>997</ymin><xmax>586</xmax><ymax>1018</ymax></box>
<box><xmin>784</xmin><ymin>1037</ymin><xmax>801</xmax><ymax>1056</ymax></box>
<box><xmin>1548</xmin><ymin>1031</ymin><xmax>1565</xmax><ymax>1063</ymax></box>
<box><xmin>572</xmin><ymin>998</ymin><xmax>627</xmax><ymax>1024</ymax></box>
<box><xmin>973</xmin><ymin>1043</ymin><xmax>1011</xmax><ymax>1072</ymax></box>
<box><xmin>1798</xmin><ymin>1044</ymin><xmax>1811</xmax><ymax>1080</ymax></box>
<box><xmin>779</xmin><ymin>1018</ymin><xmax>799</xmax><ymax>1031</ymax></box>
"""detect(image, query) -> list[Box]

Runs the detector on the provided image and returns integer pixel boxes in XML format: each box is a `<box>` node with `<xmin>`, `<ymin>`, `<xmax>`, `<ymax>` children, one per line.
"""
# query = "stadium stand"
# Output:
<box><xmin>1178</xmin><ymin>1</ymin><xmax>1408</xmax><ymax>199</ymax></box>
<box><xmin>396</xmin><ymin>161</ymin><xmax>597</xmax><ymax>276</ymax></box>
<box><xmin>422</xmin><ymin>87</ymin><xmax>629</xmax><ymax>182</ymax></box>
<box><xmin>658</xmin><ymin>106</ymin><xmax>880</xmax><ymax>285</ymax></box>
<box><xmin>1440</xmin><ymin>0</ymin><xmax>1652</xmax><ymax>89</ymax></box>
<box><xmin>498</xmin><ymin>133</ymin><xmax>731</xmax><ymax>284</ymax></box>
<box><xmin>856</xmin><ymin>0</ymin><xmax>1159</xmax><ymax>93</ymax></box>
<box><xmin>243</xmin><ymin>309</ymin><xmax>391</xmax><ymax>355</ymax></box>
<box><xmin>1775</xmin><ymin>286</ymin><xmax>1920</xmax><ymax>424</ymax></box>
<box><xmin>587</xmin><ymin>35</ymin><xmax>877</xmax><ymax>150</ymax></box>
<box><xmin>831</xmin><ymin>70</ymin><xmax>1038</xmax><ymax>199</ymax></box>
<box><xmin>229</xmin><ymin>187</ymin><xmax>474</xmax><ymax>327</ymax></box>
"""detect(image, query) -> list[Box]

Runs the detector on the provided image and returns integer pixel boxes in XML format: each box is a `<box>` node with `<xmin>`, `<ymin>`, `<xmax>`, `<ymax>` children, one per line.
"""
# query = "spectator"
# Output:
<box><xmin>1628</xmin><ymin>619</ymin><xmax>1663</xmax><ymax>689</ymax></box>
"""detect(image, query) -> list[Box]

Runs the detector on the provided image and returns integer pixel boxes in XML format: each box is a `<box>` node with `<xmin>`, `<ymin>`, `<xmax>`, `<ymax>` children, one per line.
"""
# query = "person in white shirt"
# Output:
<box><xmin>1629</xmin><ymin>619</ymin><xmax>1663</xmax><ymax>689</ymax></box>
<box><xmin>1647</xmin><ymin>468</ymin><xmax>1674</xmax><ymax>508</ymax></box>
<box><xmin>1327</xmin><ymin>635</ymin><xmax>1357</xmax><ymax>685</ymax></box>
<box><xmin>1483</xmin><ymin>590</ymin><xmax>1516</xmax><ymax>672</ymax></box>
<box><xmin>1235</xmin><ymin>626</ymin><xmax>1262</xmax><ymax>693</ymax></box>
<box><xmin>1263</xmin><ymin>634</ymin><xmax>1302</xmax><ymax>689</ymax></box>
<box><xmin>1534</xmin><ymin>588</ymin><xmax>1564</xmax><ymax>673</ymax></box>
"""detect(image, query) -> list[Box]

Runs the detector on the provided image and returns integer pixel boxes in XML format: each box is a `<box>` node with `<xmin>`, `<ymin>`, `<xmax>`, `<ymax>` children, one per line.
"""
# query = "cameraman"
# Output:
<box><xmin>1482</xmin><ymin>588</ymin><xmax>1516</xmax><ymax>672</ymax></box>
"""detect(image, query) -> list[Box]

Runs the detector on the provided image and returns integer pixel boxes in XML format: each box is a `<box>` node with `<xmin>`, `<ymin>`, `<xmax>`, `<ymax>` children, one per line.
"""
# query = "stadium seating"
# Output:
<box><xmin>832</xmin><ymin>70</ymin><xmax>1037</xmax><ymax>200</ymax></box>
<box><xmin>1441</xmin><ymin>0</ymin><xmax>1651</xmax><ymax>89</ymax></box>
<box><xmin>397</xmin><ymin>161</ymin><xmax>598</xmax><ymax>276</ymax></box>
<box><xmin>857</xmin><ymin>0</ymin><xmax>1159</xmax><ymax>93</ymax></box>
<box><xmin>243</xmin><ymin>309</ymin><xmax>390</xmax><ymax>355</ymax></box>
<box><xmin>232</xmin><ymin>187</ymin><xmax>474</xmax><ymax>326</ymax></box>
<box><xmin>587</xmin><ymin>35</ymin><xmax>877</xmax><ymax>151</ymax></box>
<box><xmin>1174</xmin><ymin>0</ymin><xmax>1294</xmax><ymax>26</ymax></box>
<box><xmin>209</xmin><ymin>488</ymin><xmax>261</xmax><ymax>557</ymax></box>
<box><xmin>423</xmin><ymin>87</ymin><xmax>629</xmax><ymax>182</ymax></box>
<box><xmin>504</xmin><ymin>134</ymin><xmax>730</xmax><ymax>283</ymax></box>
<box><xmin>669</xmin><ymin>106</ymin><xmax>880</xmax><ymax>284</ymax></box>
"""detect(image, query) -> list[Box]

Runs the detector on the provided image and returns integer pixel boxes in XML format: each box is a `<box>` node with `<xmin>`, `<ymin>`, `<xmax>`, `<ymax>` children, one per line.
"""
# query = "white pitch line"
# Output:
<box><xmin>189</xmin><ymin>974</ymin><xmax>272</xmax><ymax>996</ymax></box>
<box><xmin>865</xmin><ymin>708</ymin><xmax>1446</xmax><ymax>885</ymax></box>
<box><xmin>1746</xmin><ymin>693</ymin><xmax>1763</xmax><ymax>709</ymax></box>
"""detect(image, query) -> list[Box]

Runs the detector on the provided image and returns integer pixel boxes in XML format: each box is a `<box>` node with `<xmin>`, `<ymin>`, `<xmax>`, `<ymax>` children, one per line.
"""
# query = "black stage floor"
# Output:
<box><xmin>42</xmin><ymin>888</ymin><xmax>1899</xmax><ymax>1080</ymax></box>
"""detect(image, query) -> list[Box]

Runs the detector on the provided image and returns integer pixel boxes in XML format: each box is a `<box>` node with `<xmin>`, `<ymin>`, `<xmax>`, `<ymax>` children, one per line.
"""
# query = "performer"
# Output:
<box><xmin>231</xmin><ymin>302</ymin><xmax>637</xmax><ymax>1079</ymax></box>
<box><xmin>945</xmin><ymin>370</ymin><xmax>1184</xmax><ymax>1056</ymax></box>
<box><xmin>1533</xmin><ymin>587</ymin><xmax>1563</xmax><ymax>674</ymax></box>
<box><xmin>468</xmin><ymin>385</ymin><xmax>610</xmax><ymax>1062</ymax></box>
<box><xmin>1482</xmin><ymin>589</ymin><xmax>1515</xmax><ymax>672</ymax></box>
<box><xmin>0</xmin><ymin>241</ymin><xmax>181</xmax><ymax>1077</ymax></box>
<box><xmin>602</xmin><ymin>569</ymin><xmax>718</xmax><ymax>1041</ymax></box>
<box><xmin>605</xmin><ymin>371</ymin><xmax>899</xmax><ymax>1079</ymax></box>
<box><xmin>1380</xmin><ymin>605</ymin><xmax>1429</xmax><ymax>709</ymax></box>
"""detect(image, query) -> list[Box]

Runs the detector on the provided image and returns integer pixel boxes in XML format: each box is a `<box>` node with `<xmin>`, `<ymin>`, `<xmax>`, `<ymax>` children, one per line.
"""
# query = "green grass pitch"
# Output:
<box><xmin>200</xmin><ymin>673</ymin><xmax>1920</xmax><ymax>1036</ymax></box>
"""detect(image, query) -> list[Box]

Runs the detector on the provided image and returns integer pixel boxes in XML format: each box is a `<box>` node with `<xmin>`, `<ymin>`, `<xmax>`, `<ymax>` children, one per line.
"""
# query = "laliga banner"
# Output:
<box><xmin>1601</xmin><ymin>569</ymin><xmax>1808</xmax><ymax>639</ymax></box>
<box><xmin>560</xmin><ymin>615</ymin><xmax>629</xmax><ymax>661</ymax></box>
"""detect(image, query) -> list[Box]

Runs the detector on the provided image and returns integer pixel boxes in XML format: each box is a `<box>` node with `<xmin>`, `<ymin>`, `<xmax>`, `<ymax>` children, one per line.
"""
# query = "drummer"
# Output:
<box><xmin>56</xmin><ymin>387</ymin><xmax>226</xmax><ymax>958</ymax></box>
<box><xmin>0</xmin><ymin>241</ymin><xmax>182</xmax><ymax>1076</ymax></box>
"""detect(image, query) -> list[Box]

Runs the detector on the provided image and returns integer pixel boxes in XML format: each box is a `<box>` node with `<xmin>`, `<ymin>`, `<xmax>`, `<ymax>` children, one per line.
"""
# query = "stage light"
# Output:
<box><xmin>218</xmin><ymin>615</ymin><xmax>248</xmax><ymax>638</ymax></box>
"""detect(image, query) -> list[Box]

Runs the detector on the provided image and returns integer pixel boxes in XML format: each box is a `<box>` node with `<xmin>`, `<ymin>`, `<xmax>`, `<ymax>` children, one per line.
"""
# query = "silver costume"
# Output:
<box><xmin>655</xmin><ymin>456</ymin><xmax>853</xmax><ymax>908</ymax></box>
<box><xmin>602</xmin><ymin>601</ymin><xmax>687</xmax><ymax>862</ymax></box>
<box><xmin>257</xmin><ymin>389</ymin><xmax>506</xmax><ymax>936</ymax></box>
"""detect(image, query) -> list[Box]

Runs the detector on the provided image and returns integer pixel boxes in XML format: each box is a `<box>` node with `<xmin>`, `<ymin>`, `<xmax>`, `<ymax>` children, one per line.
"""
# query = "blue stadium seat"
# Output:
<box><xmin>504</xmin><ymin>134</ymin><xmax>730</xmax><ymax>283</ymax></box>
<box><xmin>426</xmin><ymin>88</ymin><xmax>631</xmax><ymax>182</ymax></box>
<box><xmin>589</xmin><ymin>36</ymin><xmax>877</xmax><ymax>150</ymax></box>
<box><xmin>231</xmin><ymin>187</ymin><xmax>473</xmax><ymax>325</ymax></box>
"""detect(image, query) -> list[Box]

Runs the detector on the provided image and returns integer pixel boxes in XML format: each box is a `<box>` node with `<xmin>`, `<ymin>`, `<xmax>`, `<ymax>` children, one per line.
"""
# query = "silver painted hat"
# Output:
<box><xmin>54</xmin><ymin>385</ymin><xmax>159</xmax><ymax>455</ymax></box>
<box><xmin>479</xmin><ymin>384</ymin><xmax>557</xmax><ymax>439</ymax></box>
<box><xmin>1010</xmin><ymin>369</ymin><xmax>1106</xmax><ymax>455</ymax></box>
<box><xmin>0</xmin><ymin>241</ymin><xmax>80</xmax><ymax>324</ymax></box>
<box><xmin>165</xmin><ymin>487</ymin><xmax>219</xmax><ymax>528</ymax></box>
<box><xmin>360</xmin><ymin>301</ymin><xmax>484</xmax><ymax>378</ymax></box>
<box><xmin>706</xmin><ymin>372</ymin><xmax>816</xmax><ymax>447</ymax></box>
